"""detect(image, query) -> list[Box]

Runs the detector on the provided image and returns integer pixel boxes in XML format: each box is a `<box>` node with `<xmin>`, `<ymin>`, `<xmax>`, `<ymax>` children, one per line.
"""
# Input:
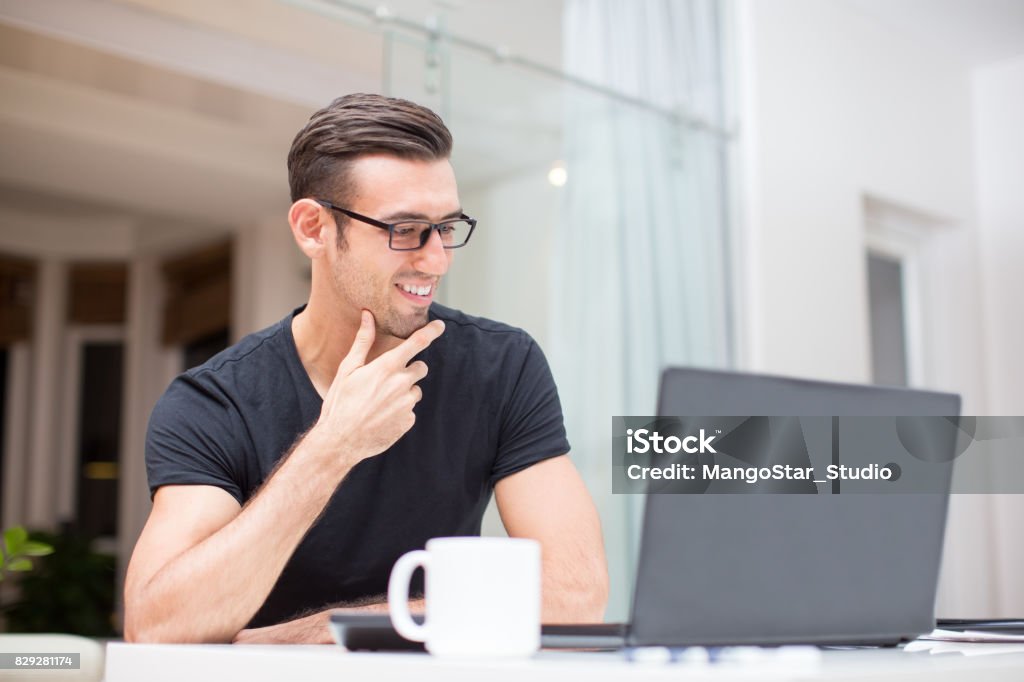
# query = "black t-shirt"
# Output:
<box><xmin>145</xmin><ymin>303</ymin><xmax>570</xmax><ymax>627</ymax></box>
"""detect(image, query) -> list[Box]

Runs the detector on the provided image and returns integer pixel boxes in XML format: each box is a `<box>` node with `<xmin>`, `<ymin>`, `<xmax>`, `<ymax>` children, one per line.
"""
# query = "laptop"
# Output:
<box><xmin>545</xmin><ymin>367</ymin><xmax>960</xmax><ymax>649</ymax></box>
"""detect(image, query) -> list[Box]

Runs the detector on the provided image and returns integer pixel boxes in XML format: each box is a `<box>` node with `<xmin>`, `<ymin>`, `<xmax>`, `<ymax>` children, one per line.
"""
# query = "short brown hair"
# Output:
<box><xmin>287</xmin><ymin>93</ymin><xmax>453</xmax><ymax>209</ymax></box>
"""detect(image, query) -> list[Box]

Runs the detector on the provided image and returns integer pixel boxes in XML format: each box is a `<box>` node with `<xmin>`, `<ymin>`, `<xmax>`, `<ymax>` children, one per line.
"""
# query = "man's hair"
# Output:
<box><xmin>287</xmin><ymin>93</ymin><xmax>453</xmax><ymax>212</ymax></box>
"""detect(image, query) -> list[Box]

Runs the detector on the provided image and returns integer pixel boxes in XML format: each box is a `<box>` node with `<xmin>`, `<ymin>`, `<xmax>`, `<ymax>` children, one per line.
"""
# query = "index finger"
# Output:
<box><xmin>387</xmin><ymin>319</ymin><xmax>446</xmax><ymax>366</ymax></box>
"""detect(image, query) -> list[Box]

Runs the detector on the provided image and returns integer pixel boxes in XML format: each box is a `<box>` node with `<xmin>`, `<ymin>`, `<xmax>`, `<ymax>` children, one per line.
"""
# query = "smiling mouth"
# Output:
<box><xmin>399</xmin><ymin>283</ymin><xmax>432</xmax><ymax>296</ymax></box>
<box><xmin>395</xmin><ymin>282</ymin><xmax>435</xmax><ymax>304</ymax></box>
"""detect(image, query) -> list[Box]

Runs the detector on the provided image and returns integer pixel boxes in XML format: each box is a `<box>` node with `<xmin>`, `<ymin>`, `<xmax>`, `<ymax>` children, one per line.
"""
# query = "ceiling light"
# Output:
<box><xmin>548</xmin><ymin>162</ymin><xmax>567</xmax><ymax>187</ymax></box>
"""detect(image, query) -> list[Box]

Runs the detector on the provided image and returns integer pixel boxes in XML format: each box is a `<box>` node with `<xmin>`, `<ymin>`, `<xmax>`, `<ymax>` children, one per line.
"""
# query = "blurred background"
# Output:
<box><xmin>0</xmin><ymin>0</ymin><xmax>1021</xmax><ymax>635</ymax></box>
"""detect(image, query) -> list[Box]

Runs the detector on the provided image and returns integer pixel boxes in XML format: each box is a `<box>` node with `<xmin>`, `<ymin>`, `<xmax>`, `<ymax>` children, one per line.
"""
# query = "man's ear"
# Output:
<box><xmin>289</xmin><ymin>199</ymin><xmax>330</xmax><ymax>258</ymax></box>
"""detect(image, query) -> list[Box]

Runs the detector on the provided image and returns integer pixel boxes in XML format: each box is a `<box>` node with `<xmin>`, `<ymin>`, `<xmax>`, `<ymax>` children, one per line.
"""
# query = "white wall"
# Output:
<box><xmin>738</xmin><ymin>0</ymin><xmax>982</xmax><ymax>387</ymax></box>
<box><xmin>737</xmin><ymin>0</ymin><xmax>1017</xmax><ymax>616</ymax></box>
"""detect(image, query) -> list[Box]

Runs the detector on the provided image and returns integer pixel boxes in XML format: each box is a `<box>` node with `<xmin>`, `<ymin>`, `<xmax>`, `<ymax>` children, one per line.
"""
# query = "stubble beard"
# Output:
<box><xmin>377</xmin><ymin>303</ymin><xmax>429</xmax><ymax>340</ymax></box>
<box><xmin>332</xmin><ymin>257</ymin><xmax>431</xmax><ymax>341</ymax></box>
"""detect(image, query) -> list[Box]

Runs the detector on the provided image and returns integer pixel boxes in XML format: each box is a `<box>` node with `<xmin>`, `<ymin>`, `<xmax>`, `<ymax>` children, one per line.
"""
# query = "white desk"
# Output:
<box><xmin>105</xmin><ymin>642</ymin><xmax>1024</xmax><ymax>682</ymax></box>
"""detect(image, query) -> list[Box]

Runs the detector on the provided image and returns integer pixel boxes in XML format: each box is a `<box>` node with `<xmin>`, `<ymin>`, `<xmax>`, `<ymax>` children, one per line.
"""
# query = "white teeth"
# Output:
<box><xmin>401</xmin><ymin>284</ymin><xmax>432</xmax><ymax>296</ymax></box>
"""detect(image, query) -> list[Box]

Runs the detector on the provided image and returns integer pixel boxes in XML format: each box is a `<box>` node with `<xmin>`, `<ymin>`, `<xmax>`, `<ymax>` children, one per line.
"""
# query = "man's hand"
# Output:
<box><xmin>311</xmin><ymin>310</ymin><xmax>445</xmax><ymax>472</ymax></box>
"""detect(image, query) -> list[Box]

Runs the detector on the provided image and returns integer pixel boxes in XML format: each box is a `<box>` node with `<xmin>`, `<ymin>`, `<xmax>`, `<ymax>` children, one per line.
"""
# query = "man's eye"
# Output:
<box><xmin>438</xmin><ymin>224</ymin><xmax>456</xmax><ymax>234</ymax></box>
<box><xmin>393</xmin><ymin>225</ymin><xmax>418</xmax><ymax>237</ymax></box>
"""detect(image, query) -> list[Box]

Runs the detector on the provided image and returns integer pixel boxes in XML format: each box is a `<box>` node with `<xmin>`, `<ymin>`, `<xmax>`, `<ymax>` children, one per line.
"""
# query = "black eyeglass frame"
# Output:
<box><xmin>314</xmin><ymin>199</ymin><xmax>477</xmax><ymax>251</ymax></box>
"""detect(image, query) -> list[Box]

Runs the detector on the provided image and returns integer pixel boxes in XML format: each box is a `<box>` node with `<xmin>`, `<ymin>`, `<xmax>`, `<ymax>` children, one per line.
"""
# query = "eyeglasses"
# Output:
<box><xmin>314</xmin><ymin>199</ymin><xmax>477</xmax><ymax>251</ymax></box>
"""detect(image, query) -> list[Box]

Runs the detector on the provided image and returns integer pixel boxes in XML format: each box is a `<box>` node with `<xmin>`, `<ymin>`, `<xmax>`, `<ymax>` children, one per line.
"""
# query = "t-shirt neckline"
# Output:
<box><xmin>283</xmin><ymin>304</ymin><xmax>324</xmax><ymax>407</ymax></box>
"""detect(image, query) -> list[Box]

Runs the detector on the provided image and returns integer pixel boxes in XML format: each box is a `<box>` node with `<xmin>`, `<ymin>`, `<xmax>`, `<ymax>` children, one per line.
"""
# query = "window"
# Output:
<box><xmin>74</xmin><ymin>341</ymin><xmax>123</xmax><ymax>539</ymax></box>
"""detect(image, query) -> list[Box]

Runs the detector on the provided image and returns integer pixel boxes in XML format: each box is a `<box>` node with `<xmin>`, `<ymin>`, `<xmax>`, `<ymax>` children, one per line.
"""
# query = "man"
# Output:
<box><xmin>124</xmin><ymin>93</ymin><xmax>608</xmax><ymax>644</ymax></box>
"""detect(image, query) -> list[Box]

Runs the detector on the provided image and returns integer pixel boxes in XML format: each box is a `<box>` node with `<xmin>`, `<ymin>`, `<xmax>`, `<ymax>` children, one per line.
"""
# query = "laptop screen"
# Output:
<box><xmin>628</xmin><ymin>368</ymin><xmax>960</xmax><ymax>646</ymax></box>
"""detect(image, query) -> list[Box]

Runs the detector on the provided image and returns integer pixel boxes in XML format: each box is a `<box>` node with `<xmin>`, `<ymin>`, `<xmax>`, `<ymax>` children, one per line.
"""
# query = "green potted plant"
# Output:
<box><xmin>1</xmin><ymin>526</ymin><xmax>116</xmax><ymax>637</ymax></box>
<box><xmin>0</xmin><ymin>526</ymin><xmax>52</xmax><ymax>580</ymax></box>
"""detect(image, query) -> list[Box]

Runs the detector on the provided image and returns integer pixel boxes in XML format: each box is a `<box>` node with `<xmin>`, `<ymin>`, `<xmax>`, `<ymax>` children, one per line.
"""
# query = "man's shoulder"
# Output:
<box><xmin>182</xmin><ymin>311</ymin><xmax>295</xmax><ymax>388</ymax></box>
<box><xmin>428</xmin><ymin>303</ymin><xmax>532</xmax><ymax>343</ymax></box>
<box><xmin>425</xmin><ymin>304</ymin><xmax>548</xmax><ymax>387</ymax></box>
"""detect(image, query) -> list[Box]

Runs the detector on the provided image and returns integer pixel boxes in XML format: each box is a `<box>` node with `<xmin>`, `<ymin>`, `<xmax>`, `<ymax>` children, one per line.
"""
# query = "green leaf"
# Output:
<box><xmin>21</xmin><ymin>541</ymin><xmax>54</xmax><ymax>557</ymax></box>
<box><xmin>4</xmin><ymin>526</ymin><xmax>27</xmax><ymax>556</ymax></box>
<box><xmin>7</xmin><ymin>558</ymin><xmax>32</xmax><ymax>571</ymax></box>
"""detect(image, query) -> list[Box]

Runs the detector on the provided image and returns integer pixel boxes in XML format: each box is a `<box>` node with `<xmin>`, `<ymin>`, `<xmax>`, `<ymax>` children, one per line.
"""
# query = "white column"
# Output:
<box><xmin>25</xmin><ymin>259</ymin><xmax>67</xmax><ymax>528</ymax></box>
<box><xmin>232</xmin><ymin>218</ymin><xmax>309</xmax><ymax>341</ymax></box>
<box><xmin>974</xmin><ymin>56</ymin><xmax>1024</xmax><ymax>617</ymax></box>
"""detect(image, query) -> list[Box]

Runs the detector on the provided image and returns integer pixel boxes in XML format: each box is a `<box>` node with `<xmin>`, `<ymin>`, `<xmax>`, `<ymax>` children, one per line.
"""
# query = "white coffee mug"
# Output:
<box><xmin>388</xmin><ymin>536</ymin><xmax>541</xmax><ymax>657</ymax></box>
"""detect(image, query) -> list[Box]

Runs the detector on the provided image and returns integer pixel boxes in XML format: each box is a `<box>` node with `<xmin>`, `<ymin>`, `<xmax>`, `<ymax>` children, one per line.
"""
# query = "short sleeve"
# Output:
<box><xmin>489</xmin><ymin>338</ymin><xmax>571</xmax><ymax>485</ymax></box>
<box><xmin>145</xmin><ymin>373</ymin><xmax>246</xmax><ymax>504</ymax></box>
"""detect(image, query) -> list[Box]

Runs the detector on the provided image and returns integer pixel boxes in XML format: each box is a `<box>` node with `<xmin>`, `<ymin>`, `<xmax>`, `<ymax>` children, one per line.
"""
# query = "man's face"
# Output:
<box><xmin>326</xmin><ymin>154</ymin><xmax>460</xmax><ymax>340</ymax></box>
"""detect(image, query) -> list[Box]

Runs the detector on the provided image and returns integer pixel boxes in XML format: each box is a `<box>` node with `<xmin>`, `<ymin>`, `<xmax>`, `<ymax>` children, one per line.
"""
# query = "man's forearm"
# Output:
<box><xmin>493</xmin><ymin>457</ymin><xmax>610</xmax><ymax>625</ymax></box>
<box><xmin>233</xmin><ymin>599</ymin><xmax>426</xmax><ymax>645</ymax></box>
<box><xmin>542</xmin><ymin>558</ymin><xmax>609</xmax><ymax>624</ymax></box>
<box><xmin>232</xmin><ymin>610</ymin><xmax>335</xmax><ymax>645</ymax></box>
<box><xmin>127</xmin><ymin>432</ymin><xmax>352</xmax><ymax>643</ymax></box>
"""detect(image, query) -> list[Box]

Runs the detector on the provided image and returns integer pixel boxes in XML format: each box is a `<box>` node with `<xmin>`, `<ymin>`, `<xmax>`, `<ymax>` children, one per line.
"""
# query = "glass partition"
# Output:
<box><xmin>289</xmin><ymin>0</ymin><xmax>734</xmax><ymax>620</ymax></box>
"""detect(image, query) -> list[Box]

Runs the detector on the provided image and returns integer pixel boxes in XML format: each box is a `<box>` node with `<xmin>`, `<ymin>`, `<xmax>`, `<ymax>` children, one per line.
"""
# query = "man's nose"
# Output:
<box><xmin>413</xmin><ymin>228</ymin><xmax>451</xmax><ymax>275</ymax></box>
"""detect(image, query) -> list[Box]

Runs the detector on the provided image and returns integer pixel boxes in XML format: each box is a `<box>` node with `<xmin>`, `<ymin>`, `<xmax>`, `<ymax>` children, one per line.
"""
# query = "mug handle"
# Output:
<box><xmin>388</xmin><ymin>549</ymin><xmax>430</xmax><ymax>642</ymax></box>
